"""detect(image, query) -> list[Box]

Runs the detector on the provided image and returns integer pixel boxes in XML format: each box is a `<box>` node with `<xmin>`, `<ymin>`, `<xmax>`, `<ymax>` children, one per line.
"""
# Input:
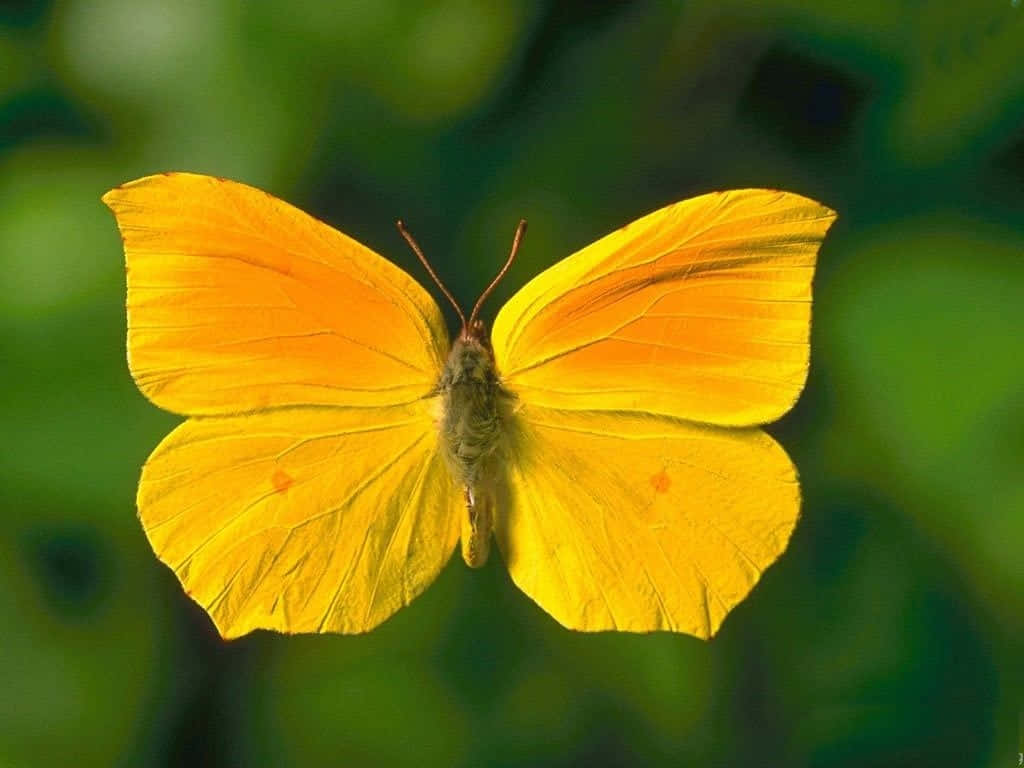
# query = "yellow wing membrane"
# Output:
<box><xmin>138</xmin><ymin>401</ymin><xmax>460</xmax><ymax>637</ymax></box>
<box><xmin>492</xmin><ymin>190</ymin><xmax>836</xmax><ymax>426</ymax></box>
<box><xmin>107</xmin><ymin>173</ymin><xmax>830</xmax><ymax>639</ymax></box>
<box><xmin>103</xmin><ymin>173</ymin><xmax>448</xmax><ymax>416</ymax></box>
<box><xmin>496</xmin><ymin>406</ymin><xmax>800</xmax><ymax>637</ymax></box>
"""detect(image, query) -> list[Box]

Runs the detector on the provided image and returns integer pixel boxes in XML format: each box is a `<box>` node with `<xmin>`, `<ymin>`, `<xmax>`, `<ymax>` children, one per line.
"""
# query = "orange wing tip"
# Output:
<box><xmin>727</xmin><ymin>188</ymin><xmax>838</xmax><ymax>222</ymax></box>
<box><xmin>100</xmin><ymin>186</ymin><xmax>130</xmax><ymax>209</ymax></box>
<box><xmin>100</xmin><ymin>178</ymin><xmax>154</xmax><ymax>211</ymax></box>
<box><xmin>101</xmin><ymin>172</ymin><xmax>212</xmax><ymax>207</ymax></box>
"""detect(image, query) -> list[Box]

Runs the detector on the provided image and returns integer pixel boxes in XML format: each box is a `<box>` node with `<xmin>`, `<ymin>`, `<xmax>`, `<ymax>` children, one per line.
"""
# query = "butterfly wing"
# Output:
<box><xmin>492</xmin><ymin>189</ymin><xmax>836</xmax><ymax>426</ymax></box>
<box><xmin>495</xmin><ymin>406</ymin><xmax>798</xmax><ymax>637</ymax></box>
<box><xmin>104</xmin><ymin>173</ymin><xmax>458</xmax><ymax>636</ymax></box>
<box><xmin>491</xmin><ymin>189</ymin><xmax>835</xmax><ymax>635</ymax></box>
<box><xmin>139</xmin><ymin>402</ymin><xmax>460</xmax><ymax>637</ymax></box>
<box><xmin>103</xmin><ymin>173</ymin><xmax>448</xmax><ymax>415</ymax></box>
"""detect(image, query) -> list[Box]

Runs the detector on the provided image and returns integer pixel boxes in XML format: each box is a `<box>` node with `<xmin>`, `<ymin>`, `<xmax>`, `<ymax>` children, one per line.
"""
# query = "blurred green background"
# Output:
<box><xmin>2</xmin><ymin>0</ymin><xmax>1022</xmax><ymax>765</ymax></box>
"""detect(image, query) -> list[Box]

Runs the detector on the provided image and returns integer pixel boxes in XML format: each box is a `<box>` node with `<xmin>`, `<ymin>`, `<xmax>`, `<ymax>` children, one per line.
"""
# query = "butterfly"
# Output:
<box><xmin>103</xmin><ymin>173</ymin><xmax>835</xmax><ymax>639</ymax></box>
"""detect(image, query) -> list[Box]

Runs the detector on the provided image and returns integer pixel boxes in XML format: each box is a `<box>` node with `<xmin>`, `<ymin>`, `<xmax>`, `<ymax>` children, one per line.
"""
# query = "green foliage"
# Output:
<box><xmin>2</xmin><ymin>1</ymin><xmax>1020</xmax><ymax>765</ymax></box>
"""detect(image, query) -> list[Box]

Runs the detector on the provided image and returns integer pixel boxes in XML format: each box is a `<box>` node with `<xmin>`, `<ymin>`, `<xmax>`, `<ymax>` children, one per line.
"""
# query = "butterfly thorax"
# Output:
<box><xmin>437</xmin><ymin>331</ymin><xmax>509</xmax><ymax>568</ymax></box>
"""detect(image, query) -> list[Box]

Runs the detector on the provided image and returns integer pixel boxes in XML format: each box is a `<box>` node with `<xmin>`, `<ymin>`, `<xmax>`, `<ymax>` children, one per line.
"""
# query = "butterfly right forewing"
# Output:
<box><xmin>492</xmin><ymin>189</ymin><xmax>836</xmax><ymax>427</ymax></box>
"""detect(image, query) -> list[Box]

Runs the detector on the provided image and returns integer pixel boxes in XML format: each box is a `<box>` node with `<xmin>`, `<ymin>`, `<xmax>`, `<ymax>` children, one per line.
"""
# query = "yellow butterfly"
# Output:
<box><xmin>103</xmin><ymin>173</ymin><xmax>835</xmax><ymax>639</ymax></box>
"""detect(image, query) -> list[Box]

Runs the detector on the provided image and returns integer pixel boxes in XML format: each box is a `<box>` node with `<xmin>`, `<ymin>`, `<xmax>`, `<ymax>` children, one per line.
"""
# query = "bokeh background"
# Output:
<box><xmin>2</xmin><ymin>0</ymin><xmax>1022</xmax><ymax>765</ymax></box>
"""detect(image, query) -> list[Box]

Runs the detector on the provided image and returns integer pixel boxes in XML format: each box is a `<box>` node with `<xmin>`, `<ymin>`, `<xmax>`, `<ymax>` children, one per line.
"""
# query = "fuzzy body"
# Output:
<box><xmin>437</xmin><ymin>335</ymin><xmax>507</xmax><ymax>567</ymax></box>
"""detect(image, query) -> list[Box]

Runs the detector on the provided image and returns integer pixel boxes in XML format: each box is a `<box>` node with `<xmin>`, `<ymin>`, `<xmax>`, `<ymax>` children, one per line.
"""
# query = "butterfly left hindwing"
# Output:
<box><xmin>140</xmin><ymin>404</ymin><xmax>460</xmax><ymax>637</ymax></box>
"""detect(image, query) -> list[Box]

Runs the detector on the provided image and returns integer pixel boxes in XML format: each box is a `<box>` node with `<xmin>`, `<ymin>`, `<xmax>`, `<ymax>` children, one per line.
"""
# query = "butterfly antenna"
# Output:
<box><xmin>469</xmin><ymin>219</ymin><xmax>526</xmax><ymax>328</ymax></box>
<box><xmin>396</xmin><ymin>219</ymin><xmax>466</xmax><ymax>331</ymax></box>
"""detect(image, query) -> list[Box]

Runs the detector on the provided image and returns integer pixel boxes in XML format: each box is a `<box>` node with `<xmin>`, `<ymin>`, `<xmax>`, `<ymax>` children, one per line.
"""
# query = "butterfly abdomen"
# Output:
<box><xmin>437</xmin><ymin>335</ymin><xmax>508</xmax><ymax>567</ymax></box>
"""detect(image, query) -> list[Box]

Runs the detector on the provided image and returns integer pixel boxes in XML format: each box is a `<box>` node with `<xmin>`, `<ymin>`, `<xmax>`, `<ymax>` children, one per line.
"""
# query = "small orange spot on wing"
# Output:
<box><xmin>272</xmin><ymin>468</ymin><xmax>294</xmax><ymax>494</ymax></box>
<box><xmin>650</xmin><ymin>469</ymin><xmax>671</xmax><ymax>494</ymax></box>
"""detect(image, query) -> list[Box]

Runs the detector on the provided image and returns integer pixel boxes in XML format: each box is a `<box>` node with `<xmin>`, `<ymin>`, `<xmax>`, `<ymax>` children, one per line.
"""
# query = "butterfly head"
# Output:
<box><xmin>461</xmin><ymin>316</ymin><xmax>493</xmax><ymax>353</ymax></box>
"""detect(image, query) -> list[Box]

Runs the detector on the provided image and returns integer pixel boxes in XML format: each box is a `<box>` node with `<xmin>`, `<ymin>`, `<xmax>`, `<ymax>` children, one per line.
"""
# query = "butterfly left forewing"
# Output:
<box><xmin>139</xmin><ymin>402</ymin><xmax>461</xmax><ymax>638</ymax></box>
<box><xmin>104</xmin><ymin>173</ymin><xmax>448</xmax><ymax>416</ymax></box>
<box><xmin>495</xmin><ymin>405</ymin><xmax>799</xmax><ymax>637</ymax></box>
